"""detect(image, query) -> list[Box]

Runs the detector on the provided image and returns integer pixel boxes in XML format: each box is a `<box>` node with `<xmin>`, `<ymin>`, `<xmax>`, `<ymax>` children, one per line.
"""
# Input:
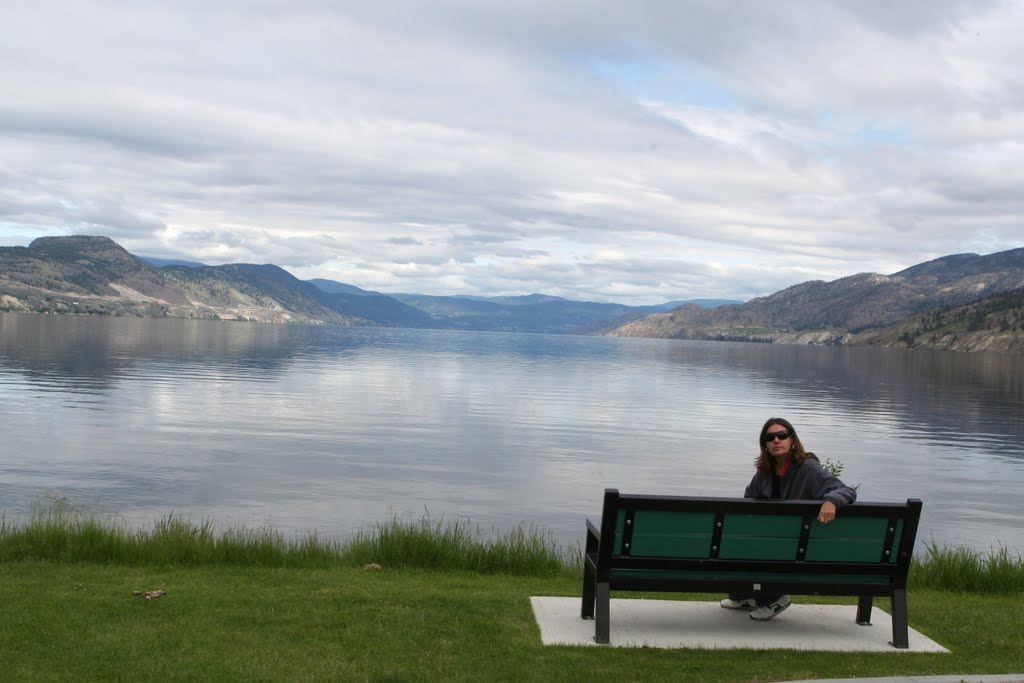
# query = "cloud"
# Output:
<box><xmin>1</xmin><ymin>1</ymin><xmax>1022</xmax><ymax>304</ymax></box>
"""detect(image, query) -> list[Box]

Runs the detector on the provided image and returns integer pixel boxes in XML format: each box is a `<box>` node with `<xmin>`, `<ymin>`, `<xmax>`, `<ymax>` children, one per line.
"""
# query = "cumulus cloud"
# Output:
<box><xmin>1</xmin><ymin>0</ymin><xmax>1022</xmax><ymax>303</ymax></box>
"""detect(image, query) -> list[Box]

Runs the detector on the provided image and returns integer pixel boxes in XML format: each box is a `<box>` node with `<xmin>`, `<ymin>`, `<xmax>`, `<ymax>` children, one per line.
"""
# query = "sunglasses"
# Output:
<box><xmin>765</xmin><ymin>431</ymin><xmax>792</xmax><ymax>441</ymax></box>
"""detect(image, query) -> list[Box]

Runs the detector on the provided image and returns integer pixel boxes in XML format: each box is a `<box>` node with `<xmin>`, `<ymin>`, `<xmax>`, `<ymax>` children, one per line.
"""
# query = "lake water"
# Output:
<box><xmin>2</xmin><ymin>312</ymin><xmax>1023</xmax><ymax>556</ymax></box>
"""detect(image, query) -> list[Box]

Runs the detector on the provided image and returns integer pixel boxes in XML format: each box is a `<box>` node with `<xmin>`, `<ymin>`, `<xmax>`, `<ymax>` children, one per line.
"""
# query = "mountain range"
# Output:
<box><xmin>1</xmin><ymin>235</ymin><xmax>1022</xmax><ymax>352</ymax></box>
<box><xmin>0</xmin><ymin>236</ymin><xmax>722</xmax><ymax>335</ymax></box>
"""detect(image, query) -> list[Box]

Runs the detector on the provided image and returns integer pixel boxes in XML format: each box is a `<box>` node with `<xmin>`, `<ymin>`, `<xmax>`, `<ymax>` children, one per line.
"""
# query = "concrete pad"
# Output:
<box><xmin>788</xmin><ymin>677</ymin><xmax>1023</xmax><ymax>683</ymax></box>
<box><xmin>530</xmin><ymin>597</ymin><xmax>950</xmax><ymax>652</ymax></box>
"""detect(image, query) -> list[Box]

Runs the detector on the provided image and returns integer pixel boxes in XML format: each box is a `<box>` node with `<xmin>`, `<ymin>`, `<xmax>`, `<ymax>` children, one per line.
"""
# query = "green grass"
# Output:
<box><xmin>345</xmin><ymin>515</ymin><xmax>572</xmax><ymax>576</ymax></box>
<box><xmin>1</xmin><ymin>503</ymin><xmax>1022</xmax><ymax>681</ymax></box>
<box><xmin>0</xmin><ymin>501</ymin><xmax>575</xmax><ymax>576</ymax></box>
<box><xmin>1</xmin><ymin>563</ymin><xmax>1022</xmax><ymax>682</ymax></box>
<box><xmin>911</xmin><ymin>540</ymin><xmax>1024</xmax><ymax>594</ymax></box>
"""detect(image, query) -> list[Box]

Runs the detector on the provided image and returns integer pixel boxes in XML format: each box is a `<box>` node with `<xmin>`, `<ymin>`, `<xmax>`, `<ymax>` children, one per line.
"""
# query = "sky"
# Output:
<box><xmin>2</xmin><ymin>1</ymin><xmax>1023</xmax><ymax>305</ymax></box>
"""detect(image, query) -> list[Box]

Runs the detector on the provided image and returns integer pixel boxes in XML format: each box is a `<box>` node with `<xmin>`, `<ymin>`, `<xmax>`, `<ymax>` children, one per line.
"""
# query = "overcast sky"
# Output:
<box><xmin>2</xmin><ymin>1</ymin><xmax>1022</xmax><ymax>304</ymax></box>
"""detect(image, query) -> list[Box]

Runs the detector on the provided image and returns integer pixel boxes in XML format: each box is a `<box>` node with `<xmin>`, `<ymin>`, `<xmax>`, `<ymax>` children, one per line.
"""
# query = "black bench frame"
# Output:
<box><xmin>581</xmin><ymin>489</ymin><xmax>922</xmax><ymax>647</ymax></box>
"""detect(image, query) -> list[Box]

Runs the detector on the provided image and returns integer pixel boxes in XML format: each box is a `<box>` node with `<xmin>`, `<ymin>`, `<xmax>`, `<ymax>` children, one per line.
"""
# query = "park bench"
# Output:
<box><xmin>581</xmin><ymin>489</ymin><xmax>922</xmax><ymax>647</ymax></box>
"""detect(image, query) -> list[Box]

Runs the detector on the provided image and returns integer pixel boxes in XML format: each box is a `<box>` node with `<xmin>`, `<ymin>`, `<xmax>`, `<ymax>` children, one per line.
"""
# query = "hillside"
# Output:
<box><xmin>161</xmin><ymin>263</ymin><xmax>357</xmax><ymax>324</ymax></box>
<box><xmin>850</xmin><ymin>287</ymin><xmax>1024</xmax><ymax>353</ymax></box>
<box><xmin>0</xmin><ymin>237</ymin><xmax>358</xmax><ymax>324</ymax></box>
<box><xmin>608</xmin><ymin>248</ymin><xmax>1024</xmax><ymax>353</ymax></box>
<box><xmin>0</xmin><ymin>235</ymin><xmax>188</xmax><ymax>301</ymax></box>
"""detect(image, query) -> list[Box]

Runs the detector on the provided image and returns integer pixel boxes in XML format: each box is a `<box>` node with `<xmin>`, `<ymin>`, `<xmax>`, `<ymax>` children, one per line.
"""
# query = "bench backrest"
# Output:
<box><xmin>596</xmin><ymin>489</ymin><xmax>921</xmax><ymax>581</ymax></box>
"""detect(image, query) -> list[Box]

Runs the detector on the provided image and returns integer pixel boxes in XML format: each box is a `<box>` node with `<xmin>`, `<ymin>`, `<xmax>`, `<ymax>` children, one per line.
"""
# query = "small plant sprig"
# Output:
<box><xmin>822</xmin><ymin>458</ymin><xmax>860</xmax><ymax>490</ymax></box>
<box><xmin>823</xmin><ymin>458</ymin><xmax>844</xmax><ymax>477</ymax></box>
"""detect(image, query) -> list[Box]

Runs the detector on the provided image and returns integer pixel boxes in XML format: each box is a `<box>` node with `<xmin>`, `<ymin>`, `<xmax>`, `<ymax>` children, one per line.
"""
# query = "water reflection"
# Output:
<box><xmin>646</xmin><ymin>340</ymin><xmax>1024</xmax><ymax>463</ymax></box>
<box><xmin>1</xmin><ymin>312</ymin><xmax>1022</xmax><ymax>554</ymax></box>
<box><xmin>0</xmin><ymin>313</ymin><xmax>330</xmax><ymax>385</ymax></box>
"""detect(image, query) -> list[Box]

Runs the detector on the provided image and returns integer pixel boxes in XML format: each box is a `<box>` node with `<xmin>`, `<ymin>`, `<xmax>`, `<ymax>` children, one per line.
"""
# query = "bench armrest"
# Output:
<box><xmin>584</xmin><ymin>517</ymin><xmax>602</xmax><ymax>568</ymax></box>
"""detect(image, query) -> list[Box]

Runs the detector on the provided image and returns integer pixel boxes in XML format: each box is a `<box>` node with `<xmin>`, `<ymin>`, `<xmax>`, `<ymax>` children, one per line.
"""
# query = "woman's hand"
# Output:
<box><xmin>818</xmin><ymin>500</ymin><xmax>837</xmax><ymax>524</ymax></box>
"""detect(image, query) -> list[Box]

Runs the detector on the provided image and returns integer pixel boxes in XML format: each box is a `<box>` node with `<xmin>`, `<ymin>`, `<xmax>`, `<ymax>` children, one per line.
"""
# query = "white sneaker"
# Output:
<box><xmin>720</xmin><ymin>597</ymin><xmax>758</xmax><ymax>610</ymax></box>
<box><xmin>750</xmin><ymin>595</ymin><xmax>791</xmax><ymax>621</ymax></box>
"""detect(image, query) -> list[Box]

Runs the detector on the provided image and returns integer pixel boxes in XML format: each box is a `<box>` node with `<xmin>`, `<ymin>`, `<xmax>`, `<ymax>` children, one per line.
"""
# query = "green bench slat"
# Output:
<box><xmin>806</xmin><ymin>517</ymin><xmax>887</xmax><ymax>562</ymax></box>
<box><xmin>615</xmin><ymin>510</ymin><xmax>716</xmax><ymax>557</ymax></box>
<box><xmin>805</xmin><ymin>517</ymin><xmax>904</xmax><ymax>563</ymax></box>
<box><xmin>719</xmin><ymin>514</ymin><xmax>803</xmax><ymax>560</ymax></box>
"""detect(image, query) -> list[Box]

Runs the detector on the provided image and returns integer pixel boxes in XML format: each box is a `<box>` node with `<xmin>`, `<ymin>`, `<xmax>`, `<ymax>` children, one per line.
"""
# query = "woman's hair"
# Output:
<box><xmin>755</xmin><ymin>417</ymin><xmax>818</xmax><ymax>474</ymax></box>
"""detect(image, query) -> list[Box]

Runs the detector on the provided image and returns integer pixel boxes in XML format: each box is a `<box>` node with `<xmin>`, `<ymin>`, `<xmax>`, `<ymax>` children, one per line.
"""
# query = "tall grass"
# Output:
<box><xmin>909</xmin><ymin>540</ymin><xmax>1024</xmax><ymax>594</ymax></box>
<box><xmin>3</xmin><ymin>501</ymin><xmax>1021</xmax><ymax>592</ymax></box>
<box><xmin>0</xmin><ymin>501</ymin><xmax>573</xmax><ymax>576</ymax></box>
<box><xmin>345</xmin><ymin>515</ymin><xmax>571</xmax><ymax>576</ymax></box>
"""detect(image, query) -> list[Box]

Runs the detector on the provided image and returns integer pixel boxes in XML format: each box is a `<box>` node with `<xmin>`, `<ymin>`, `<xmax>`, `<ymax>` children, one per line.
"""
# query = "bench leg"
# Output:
<box><xmin>856</xmin><ymin>596</ymin><xmax>873</xmax><ymax>625</ymax></box>
<box><xmin>594</xmin><ymin>582</ymin><xmax>610</xmax><ymax>644</ymax></box>
<box><xmin>889</xmin><ymin>589</ymin><xmax>909</xmax><ymax>649</ymax></box>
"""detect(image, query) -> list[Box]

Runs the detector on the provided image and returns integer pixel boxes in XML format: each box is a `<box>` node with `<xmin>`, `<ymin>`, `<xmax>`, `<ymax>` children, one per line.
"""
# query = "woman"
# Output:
<box><xmin>720</xmin><ymin>417</ymin><xmax>857</xmax><ymax>621</ymax></box>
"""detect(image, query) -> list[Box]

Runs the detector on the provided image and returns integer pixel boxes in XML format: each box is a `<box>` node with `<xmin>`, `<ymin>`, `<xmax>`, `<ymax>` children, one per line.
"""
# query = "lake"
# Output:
<box><xmin>2</xmin><ymin>312</ymin><xmax>1023</xmax><ymax>556</ymax></box>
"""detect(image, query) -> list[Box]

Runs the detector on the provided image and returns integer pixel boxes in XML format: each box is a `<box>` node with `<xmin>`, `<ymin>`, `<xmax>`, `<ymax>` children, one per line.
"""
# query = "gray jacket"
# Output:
<box><xmin>743</xmin><ymin>456</ymin><xmax>857</xmax><ymax>508</ymax></box>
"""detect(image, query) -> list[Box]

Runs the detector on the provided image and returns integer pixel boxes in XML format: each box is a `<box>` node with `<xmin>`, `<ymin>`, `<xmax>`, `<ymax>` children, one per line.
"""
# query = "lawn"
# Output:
<box><xmin>1</xmin><ymin>504</ymin><xmax>1021</xmax><ymax>681</ymax></box>
<box><xmin>2</xmin><ymin>562</ymin><xmax>1022</xmax><ymax>682</ymax></box>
